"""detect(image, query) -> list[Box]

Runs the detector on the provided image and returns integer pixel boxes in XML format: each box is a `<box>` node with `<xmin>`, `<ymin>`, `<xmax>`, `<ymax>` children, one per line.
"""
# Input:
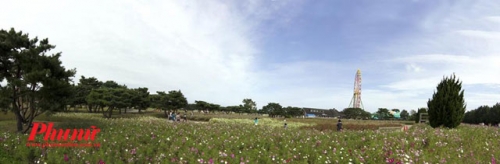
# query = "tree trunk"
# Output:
<box><xmin>14</xmin><ymin>110</ymin><xmax>23</xmax><ymax>133</ymax></box>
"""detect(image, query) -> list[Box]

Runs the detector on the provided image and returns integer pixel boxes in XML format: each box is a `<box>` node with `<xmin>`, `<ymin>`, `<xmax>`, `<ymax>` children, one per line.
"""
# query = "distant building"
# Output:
<box><xmin>390</xmin><ymin>111</ymin><xmax>401</xmax><ymax>119</ymax></box>
<box><xmin>302</xmin><ymin>108</ymin><xmax>340</xmax><ymax>118</ymax></box>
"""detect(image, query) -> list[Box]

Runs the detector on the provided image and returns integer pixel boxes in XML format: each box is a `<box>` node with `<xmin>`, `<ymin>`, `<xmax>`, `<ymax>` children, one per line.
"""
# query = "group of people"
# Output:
<box><xmin>168</xmin><ymin>112</ymin><xmax>187</xmax><ymax>122</ymax></box>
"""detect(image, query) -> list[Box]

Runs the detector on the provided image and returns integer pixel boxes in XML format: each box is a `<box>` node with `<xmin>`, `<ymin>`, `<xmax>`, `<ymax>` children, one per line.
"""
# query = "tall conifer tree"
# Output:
<box><xmin>427</xmin><ymin>73</ymin><xmax>466</xmax><ymax>128</ymax></box>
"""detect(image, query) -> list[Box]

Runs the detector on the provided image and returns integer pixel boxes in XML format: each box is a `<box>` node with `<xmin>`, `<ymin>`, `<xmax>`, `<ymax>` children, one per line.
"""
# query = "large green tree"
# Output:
<box><xmin>242</xmin><ymin>98</ymin><xmax>257</xmax><ymax>114</ymax></box>
<box><xmin>130</xmin><ymin>87</ymin><xmax>150</xmax><ymax>113</ymax></box>
<box><xmin>342</xmin><ymin>108</ymin><xmax>366</xmax><ymax>119</ymax></box>
<box><xmin>262</xmin><ymin>102</ymin><xmax>282</xmax><ymax>117</ymax></box>
<box><xmin>376</xmin><ymin>108</ymin><xmax>393</xmax><ymax>120</ymax></box>
<box><xmin>73</xmin><ymin>76</ymin><xmax>102</xmax><ymax>112</ymax></box>
<box><xmin>195</xmin><ymin>100</ymin><xmax>210</xmax><ymax>113</ymax></box>
<box><xmin>427</xmin><ymin>74</ymin><xmax>466</xmax><ymax>128</ymax></box>
<box><xmin>0</xmin><ymin>28</ymin><xmax>76</xmax><ymax>133</ymax></box>
<box><xmin>284</xmin><ymin>106</ymin><xmax>303</xmax><ymax>118</ymax></box>
<box><xmin>158</xmin><ymin>90</ymin><xmax>188</xmax><ymax>116</ymax></box>
<box><xmin>400</xmin><ymin>110</ymin><xmax>410</xmax><ymax>120</ymax></box>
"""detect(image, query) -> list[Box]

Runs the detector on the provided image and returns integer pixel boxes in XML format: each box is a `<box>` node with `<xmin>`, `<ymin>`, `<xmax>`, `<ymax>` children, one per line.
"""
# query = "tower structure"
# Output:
<box><xmin>348</xmin><ymin>69</ymin><xmax>364</xmax><ymax>109</ymax></box>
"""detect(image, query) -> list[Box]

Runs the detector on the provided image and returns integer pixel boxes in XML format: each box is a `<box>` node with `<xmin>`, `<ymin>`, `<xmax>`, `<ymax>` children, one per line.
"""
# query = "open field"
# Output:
<box><xmin>0</xmin><ymin>112</ymin><xmax>499</xmax><ymax>163</ymax></box>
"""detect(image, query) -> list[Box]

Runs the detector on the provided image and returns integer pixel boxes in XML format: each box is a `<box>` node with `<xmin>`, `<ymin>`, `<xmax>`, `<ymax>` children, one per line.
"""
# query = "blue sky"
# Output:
<box><xmin>1</xmin><ymin>0</ymin><xmax>499</xmax><ymax>113</ymax></box>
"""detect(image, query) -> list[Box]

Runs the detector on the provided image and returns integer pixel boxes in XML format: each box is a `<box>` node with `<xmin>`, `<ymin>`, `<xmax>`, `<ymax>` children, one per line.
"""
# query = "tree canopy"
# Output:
<box><xmin>0</xmin><ymin>28</ymin><xmax>76</xmax><ymax>133</ymax></box>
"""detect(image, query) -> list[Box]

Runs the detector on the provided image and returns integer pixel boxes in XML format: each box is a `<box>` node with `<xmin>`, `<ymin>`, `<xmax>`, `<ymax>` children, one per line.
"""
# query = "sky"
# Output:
<box><xmin>1</xmin><ymin>0</ymin><xmax>499</xmax><ymax>113</ymax></box>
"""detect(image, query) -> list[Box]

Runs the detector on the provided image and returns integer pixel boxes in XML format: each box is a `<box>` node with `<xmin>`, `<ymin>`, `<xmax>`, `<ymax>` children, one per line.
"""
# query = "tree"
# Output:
<box><xmin>86</xmin><ymin>88</ymin><xmax>132</xmax><ymax>118</ymax></box>
<box><xmin>285</xmin><ymin>106</ymin><xmax>303</xmax><ymax>118</ymax></box>
<box><xmin>427</xmin><ymin>74</ymin><xmax>466</xmax><ymax>128</ymax></box>
<box><xmin>342</xmin><ymin>108</ymin><xmax>365</xmax><ymax>119</ymax></box>
<box><xmin>225</xmin><ymin>105</ymin><xmax>243</xmax><ymax>114</ymax></box>
<box><xmin>262</xmin><ymin>102</ymin><xmax>282</xmax><ymax>117</ymax></box>
<box><xmin>74</xmin><ymin>76</ymin><xmax>102</xmax><ymax>112</ymax></box>
<box><xmin>101</xmin><ymin>80</ymin><xmax>126</xmax><ymax>89</ymax></box>
<box><xmin>149</xmin><ymin>94</ymin><xmax>162</xmax><ymax>110</ymax></box>
<box><xmin>463</xmin><ymin>103</ymin><xmax>500</xmax><ymax>125</ymax></box>
<box><xmin>0</xmin><ymin>28</ymin><xmax>76</xmax><ymax>133</ymax></box>
<box><xmin>242</xmin><ymin>98</ymin><xmax>257</xmax><ymax>114</ymax></box>
<box><xmin>376</xmin><ymin>108</ymin><xmax>393</xmax><ymax>120</ymax></box>
<box><xmin>360</xmin><ymin>110</ymin><xmax>371</xmax><ymax>120</ymax></box>
<box><xmin>159</xmin><ymin>90</ymin><xmax>188</xmax><ymax>116</ymax></box>
<box><xmin>195</xmin><ymin>100</ymin><xmax>210</xmax><ymax>113</ymax></box>
<box><xmin>400</xmin><ymin>110</ymin><xmax>410</xmax><ymax>120</ymax></box>
<box><xmin>130</xmin><ymin>87</ymin><xmax>150</xmax><ymax>113</ymax></box>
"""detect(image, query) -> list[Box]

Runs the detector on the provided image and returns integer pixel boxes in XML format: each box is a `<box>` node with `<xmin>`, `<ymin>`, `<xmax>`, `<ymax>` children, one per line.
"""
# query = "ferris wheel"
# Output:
<box><xmin>348</xmin><ymin>69</ymin><xmax>364</xmax><ymax>109</ymax></box>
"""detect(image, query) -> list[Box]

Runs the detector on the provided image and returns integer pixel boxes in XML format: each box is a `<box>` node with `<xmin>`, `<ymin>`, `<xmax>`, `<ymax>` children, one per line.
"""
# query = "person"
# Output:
<box><xmin>254</xmin><ymin>117</ymin><xmax>258</xmax><ymax>125</ymax></box>
<box><xmin>337</xmin><ymin>119</ymin><xmax>343</xmax><ymax>132</ymax></box>
<box><xmin>284</xmin><ymin>123</ymin><xmax>288</xmax><ymax>129</ymax></box>
<box><xmin>183</xmin><ymin>113</ymin><xmax>187</xmax><ymax>122</ymax></box>
<box><xmin>172</xmin><ymin>112</ymin><xmax>176</xmax><ymax>122</ymax></box>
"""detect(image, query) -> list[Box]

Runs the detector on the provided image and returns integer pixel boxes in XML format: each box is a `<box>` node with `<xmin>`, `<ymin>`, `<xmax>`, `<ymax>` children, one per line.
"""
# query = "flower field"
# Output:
<box><xmin>0</xmin><ymin>113</ymin><xmax>499</xmax><ymax>163</ymax></box>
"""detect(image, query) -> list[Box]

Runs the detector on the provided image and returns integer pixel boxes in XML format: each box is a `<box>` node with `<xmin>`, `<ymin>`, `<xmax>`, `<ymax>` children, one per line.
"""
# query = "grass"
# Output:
<box><xmin>0</xmin><ymin>111</ymin><xmax>497</xmax><ymax>163</ymax></box>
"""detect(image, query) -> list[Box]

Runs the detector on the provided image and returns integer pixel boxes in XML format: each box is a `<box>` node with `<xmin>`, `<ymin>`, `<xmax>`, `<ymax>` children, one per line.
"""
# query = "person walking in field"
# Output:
<box><xmin>254</xmin><ymin>117</ymin><xmax>258</xmax><ymax>125</ymax></box>
<box><xmin>337</xmin><ymin>119</ymin><xmax>343</xmax><ymax>132</ymax></box>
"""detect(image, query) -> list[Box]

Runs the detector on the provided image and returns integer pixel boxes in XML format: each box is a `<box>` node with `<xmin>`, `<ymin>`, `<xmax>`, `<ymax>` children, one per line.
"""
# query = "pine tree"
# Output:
<box><xmin>427</xmin><ymin>73</ymin><xmax>466</xmax><ymax>128</ymax></box>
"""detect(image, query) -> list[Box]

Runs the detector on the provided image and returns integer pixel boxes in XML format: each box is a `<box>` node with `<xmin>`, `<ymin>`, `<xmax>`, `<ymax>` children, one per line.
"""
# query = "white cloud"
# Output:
<box><xmin>485</xmin><ymin>16</ymin><xmax>500</xmax><ymax>23</ymax></box>
<box><xmin>405</xmin><ymin>64</ymin><xmax>422</xmax><ymax>73</ymax></box>
<box><xmin>0</xmin><ymin>0</ymin><xmax>304</xmax><ymax>107</ymax></box>
<box><xmin>456</xmin><ymin>30</ymin><xmax>500</xmax><ymax>40</ymax></box>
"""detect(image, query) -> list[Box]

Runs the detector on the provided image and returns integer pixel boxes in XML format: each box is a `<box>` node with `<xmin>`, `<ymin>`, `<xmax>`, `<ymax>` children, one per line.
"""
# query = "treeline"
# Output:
<box><xmin>68</xmin><ymin>76</ymin><xmax>310</xmax><ymax>119</ymax></box>
<box><xmin>463</xmin><ymin>103</ymin><xmax>500</xmax><ymax>125</ymax></box>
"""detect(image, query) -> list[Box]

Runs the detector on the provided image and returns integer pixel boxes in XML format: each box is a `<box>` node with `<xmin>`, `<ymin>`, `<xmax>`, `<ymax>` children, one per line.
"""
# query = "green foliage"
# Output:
<box><xmin>342</xmin><ymin>108</ymin><xmax>370</xmax><ymax>119</ymax></box>
<box><xmin>376</xmin><ymin>108</ymin><xmax>393</xmax><ymax>120</ymax></box>
<box><xmin>427</xmin><ymin>73</ymin><xmax>466</xmax><ymax>128</ymax></box>
<box><xmin>101</xmin><ymin>80</ymin><xmax>126</xmax><ymax>89</ymax></box>
<box><xmin>283</xmin><ymin>106</ymin><xmax>303</xmax><ymax>117</ymax></box>
<box><xmin>463</xmin><ymin>103</ymin><xmax>500</xmax><ymax>125</ymax></box>
<box><xmin>400</xmin><ymin>110</ymin><xmax>409</xmax><ymax>120</ymax></box>
<box><xmin>194</xmin><ymin>100</ymin><xmax>220</xmax><ymax>113</ymax></box>
<box><xmin>130</xmin><ymin>87</ymin><xmax>150</xmax><ymax>113</ymax></box>
<box><xmin>73</xmin><ymin>76</ymin><xmax>102</xmax><ymax>112</ymax></box>
<box><xmin>262</xmin><ymin>102</ymin><xmax>283</xmax><ymax>117</ymax></box>
<box><xmin>0</xmin><ymin>28</ymin><xmax>76</xmax><ymax>132</ymax></box>
<box><xmin>157</xmin><ymin>90</ymin><xmax>188</xmax><ymax>112</ymax></box>
<box><xmin>242</xmin><ymin>98</ymin><xmax>257</xmax><ymax>113</ymax></box>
